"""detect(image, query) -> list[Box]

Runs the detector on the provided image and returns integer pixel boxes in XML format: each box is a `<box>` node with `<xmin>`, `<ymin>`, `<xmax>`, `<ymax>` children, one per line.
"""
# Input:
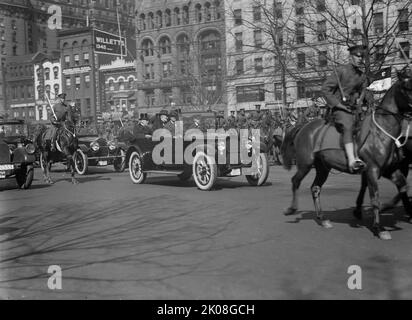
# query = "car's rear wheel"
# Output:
<box><xmin>246</xmin><ymin>153</ymin><xmax>269</xmax><ymax>186</ymax></box>
<box><xmin>114</xmin><ymin>149</ymin><xmax>126</xmax><ymax>172</ymax></box>
<box><xmin>74</xmin><ymin>149</ymin><xmax>88</xmax><ymax>175</ymax></box>
<box><xmin>192</xmin><ymin>151</ymin><xmax>217</xmax><ymax>191</ymax></box>
<box><xmin>129</xmin><ymin>151</ymin><xmax>147</xmax><ymax>184</ymax></box>
<box><xmin>16</xmin><ymin>164</ymin><xmax>34</xmax><ymax>189</ymax></box>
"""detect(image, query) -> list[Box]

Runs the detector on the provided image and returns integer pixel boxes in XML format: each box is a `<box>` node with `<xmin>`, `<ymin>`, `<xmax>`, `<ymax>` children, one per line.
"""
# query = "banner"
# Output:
<box><xmin>368</xmin><ymin>67</ymin><xmax>392</xmax><ymax>92</ymax></box>
<box><xmin>93</xmin><ymin>29</ymin><xmax>126</xmax><ymax>56</ymax></box>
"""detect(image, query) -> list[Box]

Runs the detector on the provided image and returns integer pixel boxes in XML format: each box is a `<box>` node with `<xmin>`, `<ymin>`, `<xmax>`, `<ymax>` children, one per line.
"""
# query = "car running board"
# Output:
<box><xmin>143</xmin><ymin>170</ymin><xmax>185</xmax><ymax>175</ymax></box>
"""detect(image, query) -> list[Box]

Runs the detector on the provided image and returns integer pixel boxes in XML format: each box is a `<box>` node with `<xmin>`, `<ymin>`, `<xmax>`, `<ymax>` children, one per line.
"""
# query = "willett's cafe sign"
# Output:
<box><xmin>93</xmin><ymin>29</ymin><xmax>126</xmax><ymax>56</ymax></box>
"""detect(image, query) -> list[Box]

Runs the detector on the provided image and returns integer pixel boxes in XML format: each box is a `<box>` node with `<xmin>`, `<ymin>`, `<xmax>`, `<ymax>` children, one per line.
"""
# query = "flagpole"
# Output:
<box><xmin>116</xmin><ymin>1</ymin><xmax>123</xmax><ymax>59</ymax></box>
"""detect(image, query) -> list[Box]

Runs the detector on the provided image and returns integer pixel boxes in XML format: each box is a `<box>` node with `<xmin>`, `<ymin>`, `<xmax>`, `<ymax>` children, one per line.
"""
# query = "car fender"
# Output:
<box><xmin>12</xmin><ymin>148</ymin><xmax>36</xmax><ymax>164</ymax></box>
<box><xmin>125</xmin><ymin>144</ymin><xmax>144</xmax><ymax>164</ymax></box>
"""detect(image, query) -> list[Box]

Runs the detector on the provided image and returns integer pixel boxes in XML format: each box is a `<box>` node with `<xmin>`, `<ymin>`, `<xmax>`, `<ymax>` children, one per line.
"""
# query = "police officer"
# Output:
<box><xmin>49</xmin><ymin>93</ymin><xmax>69</xmax><ymax>152</ymax></box>
<box><xmin>236</xmin><ymin>108</ymin><xmax>248</xmax><ymax>129</ymax></box>
<box><xmin>322</xmin><ymin>44</ymin><xmax>368</xmax><ymax>172</ymax></box>
<box><xmin>250</xmin><ymin>104</ymin><xmax>263</xmax><ymax>129</ymax></box>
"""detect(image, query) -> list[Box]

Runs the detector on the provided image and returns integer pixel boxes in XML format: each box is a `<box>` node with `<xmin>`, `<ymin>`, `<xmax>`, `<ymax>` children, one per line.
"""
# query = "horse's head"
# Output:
<box><xmin>396</xmin><ymin>66</ymin><xmax>412</xmax><ymax>113</ymax></box>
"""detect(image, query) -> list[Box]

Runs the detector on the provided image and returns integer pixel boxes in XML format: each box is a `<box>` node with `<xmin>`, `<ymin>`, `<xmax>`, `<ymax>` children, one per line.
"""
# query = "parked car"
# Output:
<box><xmin>0</xmin><ymin>119</ymin><xmax>36</xmax><ymax>189</ymax></box>
<box><xmin>74</xmin><ymin>134</ymin><xmax>126</xmax><ymax>175</ymax></box>
<box><xmin>126</xmin><ymin>112</ymin><xmax>270</xmax><ymax>191</ymax></box>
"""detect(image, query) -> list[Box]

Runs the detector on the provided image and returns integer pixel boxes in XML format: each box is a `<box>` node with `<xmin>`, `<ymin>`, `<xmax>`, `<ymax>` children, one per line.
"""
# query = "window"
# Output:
<box><xmin>400</xmin><ymin>42</ymin><xmax>410</xmax><ymax>58</ymax></box>
<box><xmin>45</xmin><ymin>85</ymin><xmax>51</xmax><ymax>96</ymax></box>
<box><xmin>177</xmin><ymin>34</ymin><xmax>190</xmax><ymax>55</ymax></box>
<box><xmin>295</xmin><ymin>0</ymin><xmax>304</xmax><ymax>16</ymax></box>
<box><xmin>297</xmin><ymin>53</ymin><xmax>305</xmax><ymax>69</ymax></box>
<box><xmin>236</xmin><ymin>85</ymin><xmax>265</xmax><ymax>103</ymax></box>
<box><xmin>20</xmin><ymin>86</ymin><xmax>25</xmax><ymax>99</ymax></box>
<box><xmin>317</xmin><ymin>21</ymin><xmax>327</xmax><ymax>41</ymax></box>
<box><xmin>74</xmin><ymin>54</ymin><xmax>80</xmax><ymax>66</ymax></box>
<box><xmin>316</xmin><ymin>0</ymin><xmax>326</xmax><ymax>12</ymax></box>
<box><xmin>399</xmin><ymin>9</ymin><xmax>409</xmax><ymax>32</ymax></box>
<box><xmin>318</xmin><ymin>51</ymin><xmax>327</xmax><ymax>67</ymax></box>
<box><xmin>54</xmin><ymin>84</ymin><xmax>59</xmax><ymax>97</ymax></box>
<box><xmin>165</xmin><ymin>9</ymin><xmax>172</xmax><ymax>26</ymax></box>
<box><xmin>235</xmin><ymin>32</ymin><xmax>243</xmax><ymax>52</ymax></box>
<box><xmin>234</xmin><ymin>9</ymin><xmax>242</xmax><ymax>25</ymax></box>
<box><xmin>274</xmin><ymin>83</ymin><xmax>282</xmax><ymax>101</ymax></box>
<box><xmin>162</xmin><ymin>89</ymin><xmax>173</xmax><ymax>105</ymax></box>
<box><xmin>119</xmin><ymin>79</ymin><xmax>125</xmax><ymax>90</ymax></box>
<box><xmin>27</xmin><ymin>85</ymin><xmax>33</xmax><ymax>98</ymax></box>
<box><xmin>296</xmin><ymin>24</ymin><xmax>305</xmax><ymax>44</ymax></box>
<box><xmin>352</xmin><ymin>28</ymin><xmax>362</xmax><ymax>38</ymax></box>
<box><xmin>85</xmin><ymin>98</ymin><xmax>91</xmax><ymax>116</ymax></box>
<box><xmin>235</xmin><ymin>59</ymin><xmax>244</xmax><ymax>75</ymax></box>
<box><xmin>145</xmin><ymin>63</ymin><xmax>154</xmax><ymax>79</ymax></box>
<box><xmin>253</xmin><ymin>6</ymin><xmax>261</xmax><ymax>21</ymax></box>
<box><xmin>373</xmin><ymin>12</ymin><xmax>384</xmax><ymax>34</ymax></box>
<box><xmin>53</xmin><ymin>66</ymin><xmax>59</xmax><ymax>79</ymax></box>
<box><xmin>45</xmin><ymin>68</ymin><xmax>50</xmax><ymax>80</ymax></box>
<box><xmin>66</xmin><ymin>77</ymin><xmax>71</xmax><ymax>88</ymax></box>
<box><xmin>1</xmin><ymin>30</ymin><xmax>4</xmax><ymax>41</ymax></box>
<box><xmin>75</xmin><ymin>76</ymin><xmax>81</xmax><ymax>90</ymax></box>
<box><xmin>84</xmin><ymin>74</ymin><xmax>90</xmax><ymax>87</ymax></box>
<box><xmin>144</xmin><ymin>90</ymin><xmax>155</xmax><ymax>106</ymax></box>
<box><xmin>274</xmin><ymin>2</ymin><xmax>282</xmax><ymax>19</ymax></box>
<box><xmin>128</xmin><ymin>78</ymin><xmax>134</xmax><ymax>89</ymax></box>
<box><xmin>255</xmin><ymin>57</ymin><xmax>263</xmax><ymax>73</ymax></box>
<box><xmin>12</xmin><ymin>45</ymin><xmax>17</xmax><ymax>56</ymax></box>
<box><xmin>109</xmin><ymin>79</ymin><xmax>114</xmax><ymax>91</ymax></box>
<box><xmin>297</xmin><ymin>79</ymin><xmax>324</xmax><ymax>99</ymax></box>
<box><xmin>183</xmin><ymin>6</ymin><xmax>190</xmax><ymax>24</ymax></box>
<box><xmin>159</xmin><ymin>37</ymin><xmax>171</xmax><ymax>55</ymax></box>
<box><xmin>174</xmin><ymin>8</ymin><xmax>181</xmax><ymax>25</ymax></box>
<box><xmin>162</xmin><ymin>62</ymin><xmax>172</xmax><ymax>78</ymax></box>
<box><xmin>64</xmin><ymin>55</ymin><xmax>70</xmax><ymax>68</ymax></box>
<box><xmin>254</xmin><ymin>30</ymin><xmax>263</xmax><ymax>48</ymax></box>
<box><xmin>83</xmin><ymin>52</ymin><xmax>89</xmax><ymax>64</ymax></box>
<box><xmin>375</xmin><ymin>45</ymin><xmax>385</xmax><ymax>62</ymax></box>
<box><xmin>179</xmin><ymin>59</ymin><xmax>189</xmax><ymax>75</ymax></box>
<box><xmin>142</xmin><ymin>39</ymin><xmax>154</xmax><ymax>57</ymax></box>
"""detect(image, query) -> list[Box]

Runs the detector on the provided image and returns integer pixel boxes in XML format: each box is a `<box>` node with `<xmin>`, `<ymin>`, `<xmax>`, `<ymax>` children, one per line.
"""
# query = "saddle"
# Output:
<box><xmin>313</xmin><ymin>116</ymin><xmax>371</xmax><ymax>154</ymax></box>
<box><xmin>42</xmin><ymin>126</ymin><xmax>63</xmax><ymax>152</ymax></box>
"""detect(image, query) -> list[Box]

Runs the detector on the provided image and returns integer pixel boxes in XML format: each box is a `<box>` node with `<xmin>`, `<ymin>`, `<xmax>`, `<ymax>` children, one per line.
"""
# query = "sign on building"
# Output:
<box><xmin>93</xmin><ymin>29</ymin><xmax>126</xmax><ymax>56</ymax></box>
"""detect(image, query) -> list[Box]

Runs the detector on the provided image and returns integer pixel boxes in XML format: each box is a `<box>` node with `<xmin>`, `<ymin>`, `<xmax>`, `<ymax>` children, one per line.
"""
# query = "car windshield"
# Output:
<box><xmin>0</xmin><ymin>124</ymin><xmax>27</xmax><ymax>138</ymax></box>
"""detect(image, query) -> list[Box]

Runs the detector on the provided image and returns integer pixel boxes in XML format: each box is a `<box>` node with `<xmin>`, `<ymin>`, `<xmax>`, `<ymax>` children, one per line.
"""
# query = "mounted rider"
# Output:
<box><xmin>322</xmin><ymin>44</ymin><xmax>369</xmax><ymax>172</ymax></box>
<box><xmin>49</xmin><ymin>93</ymin><xmax>69</xmax><ymax>152</ymax></box>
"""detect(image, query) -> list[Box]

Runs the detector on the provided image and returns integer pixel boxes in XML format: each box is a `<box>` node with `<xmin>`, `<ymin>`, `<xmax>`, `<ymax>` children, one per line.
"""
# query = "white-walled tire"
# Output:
<box><xmin>129</xmin><ymin>151</ymin><xmax>147</xmax><ymax>184</ymax></box>
<box><xmin>246</xmin><ymin>152</ymin><xmax>269</xmax><ymax>186</ymax></box>
<box><xmin>74</xmin><ymin>149</ymin><xmax>88</xmax><ymax>175</ymax></box>
<box><xmin>192</xmin><ymin>151</ymin><xmax>217</xmax><ymax>191</ymax></box>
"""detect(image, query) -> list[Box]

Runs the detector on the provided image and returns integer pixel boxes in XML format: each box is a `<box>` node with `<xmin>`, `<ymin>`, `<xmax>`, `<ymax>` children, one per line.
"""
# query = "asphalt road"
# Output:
<box><xmin>1</xmin><ymin>164</ymin><xmax>412</xmax><ymax>299</ymax></box>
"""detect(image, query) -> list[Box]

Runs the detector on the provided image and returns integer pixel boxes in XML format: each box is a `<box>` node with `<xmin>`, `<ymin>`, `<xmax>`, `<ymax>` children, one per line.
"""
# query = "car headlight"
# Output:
<box><xmin>217</xmin><ymin>141</ymin><xmax>226</xmax><ymax>152</ymax></box>
<box><xmin>91</xmin><ymin>141</ymin><xmax>100</xmax><ymax>152</ymax></box>
<box><xmin>108</xmin><ymin>141</ymin><xmax>116</xmax><ymax>151</ymax></box>
<box><xmin>25</xmin><ymin>143</ymin><xmax>36</xmax><ymax>155</ymax></box>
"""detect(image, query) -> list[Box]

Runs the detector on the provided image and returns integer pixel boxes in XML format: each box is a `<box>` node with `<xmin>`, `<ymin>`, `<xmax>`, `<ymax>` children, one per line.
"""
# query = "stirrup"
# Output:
<box><xmin>349</xmin><ymin>159</ymin><xmax>365</xmax><ymax>173</ymax></box>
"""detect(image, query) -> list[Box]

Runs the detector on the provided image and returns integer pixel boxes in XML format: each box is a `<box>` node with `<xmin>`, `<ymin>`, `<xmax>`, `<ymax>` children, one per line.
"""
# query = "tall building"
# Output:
<box><xmin>134</xmin><ymin>0</ymin><xmax>227</xmax><ymax>115</ymax></box>
<box><xmin>0</xmin><ymin>0</ymin><xmax>135</xmax><ymax>118</ymax></box>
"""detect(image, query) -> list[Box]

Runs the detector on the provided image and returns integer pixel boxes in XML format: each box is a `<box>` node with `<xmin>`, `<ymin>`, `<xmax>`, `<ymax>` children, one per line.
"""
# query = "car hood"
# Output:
<box><xmin>78</xmin><ymin>136</ymin><xmax>108</xmax><ymax>146</ymax></box>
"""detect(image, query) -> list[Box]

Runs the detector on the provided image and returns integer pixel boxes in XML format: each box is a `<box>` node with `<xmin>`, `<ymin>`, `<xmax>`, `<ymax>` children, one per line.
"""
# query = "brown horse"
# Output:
<box><xmin>281</xmin><ymin>67</ymin><xmax>412</xmax><ymax>240</ymax></box>
<box><xmin>35</xmin><ymin>107</ymin><xmax>79</xmax><ymax>185</ymax></box>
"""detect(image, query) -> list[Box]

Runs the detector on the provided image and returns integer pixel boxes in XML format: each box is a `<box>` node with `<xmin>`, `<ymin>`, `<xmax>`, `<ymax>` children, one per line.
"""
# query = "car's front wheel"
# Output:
<box><xmin>74</xmin><ymin>149</ymin><xmax>88</xmax><ymax>175</ymax></box>
<box><xmin>129</xmin><ymin>151</ymin><xmax>147</xmax><ymax>184</ymax></box>
<box><xmin>192</xmin><ymin>151</ymin><xmax>217</xmax><ymax>191</ymax></box>
<box><xmin>114</xmin><ymin>149</ymin><xmax>126</xmax><ymax>172</ymax></box>
<box><xmin>16</xmin><ymin>164</ymin><xmax>34</xmax><ymax>189</ymax></box>
<box><xmin>246</xmin><ymin>153</ymin><xmax>269</xmax><ymax>186</ymax></box>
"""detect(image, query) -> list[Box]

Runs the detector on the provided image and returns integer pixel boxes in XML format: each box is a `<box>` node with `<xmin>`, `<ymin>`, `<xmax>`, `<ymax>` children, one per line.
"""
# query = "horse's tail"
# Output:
<box><xmin>281</xmin><ymin>125</ymin><xmax>303</xmax><ymax>171</ymax></box>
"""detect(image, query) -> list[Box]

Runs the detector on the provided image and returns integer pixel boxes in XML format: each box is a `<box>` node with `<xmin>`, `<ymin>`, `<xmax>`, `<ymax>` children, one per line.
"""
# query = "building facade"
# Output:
<box><xmin>100</xmin><ymin>57</ymin><xmax>138</xmax><ymax>120</ymax></box>
<box><xmin>135</xmin><ymin>0</ymin><xmax>227</xmax><ymax>115</ymax></box>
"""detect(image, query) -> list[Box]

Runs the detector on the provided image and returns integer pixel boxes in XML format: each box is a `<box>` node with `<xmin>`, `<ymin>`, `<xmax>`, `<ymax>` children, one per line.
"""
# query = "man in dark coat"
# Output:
<box><xmin>236</xmin><ymin>108</ymin><xmax>248</xmax><ymax>129</ymax></box>
<box><xmin>322</xmin><ymin>44</ymin><xmax>368</xmax><ymax>172</ymax></box>
<box><xmin>49</xmin><ymin>93</ymin><xmax>69</xmax><ymax>152</ymax></box>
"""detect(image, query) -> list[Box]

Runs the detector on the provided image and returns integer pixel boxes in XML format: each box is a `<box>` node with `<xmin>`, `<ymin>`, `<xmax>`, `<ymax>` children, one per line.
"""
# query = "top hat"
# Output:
<box><xmin>169</xmin><ymin>110</ymin><xmax>178</xmax><ymax>118</ymax></box>
<box><xmin>139</xmin><ymin>113</ymin><xmax>149</xmax><ymax>121</ymax></box>
<box><xmin>348</xmin><ymin>44</ymin><xmax>367</xmax><ymax>57</ymax></box>
<box><xmin>159</xmin><ymin>109</ymin><xmax>169</xmax><ymax>116</ymax></box>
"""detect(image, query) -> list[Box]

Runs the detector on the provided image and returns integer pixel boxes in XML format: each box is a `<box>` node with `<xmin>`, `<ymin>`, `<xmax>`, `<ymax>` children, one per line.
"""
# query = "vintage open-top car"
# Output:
<box><xmin>0</xmin><ymin>119</ymin><xmax>36</xmax><ymax>189</ymax></box>
<box><xmin>126</xmin><ymin>112</ymin><xmax>270</xmax><ymax>191</ymax></box>
<box><xmin>74</xmin><ymin>134</ymin><xmax>126</xmax><ymax>175</ymax></box>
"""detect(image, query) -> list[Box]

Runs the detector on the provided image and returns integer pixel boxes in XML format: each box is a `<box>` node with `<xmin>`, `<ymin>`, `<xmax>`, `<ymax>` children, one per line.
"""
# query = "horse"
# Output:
<box><xmin>35</xmin><ymin>106</ymin><xmax>79</xmax><ymax>185</ymax></box>
<box><xmin>281</xmin><ymin>66</ymin><xmax>412</xmax><ymax>240</ymax></box>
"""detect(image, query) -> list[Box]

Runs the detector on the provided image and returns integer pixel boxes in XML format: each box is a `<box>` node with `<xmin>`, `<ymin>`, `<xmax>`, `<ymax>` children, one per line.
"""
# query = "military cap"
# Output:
<box><xmin>139</xmin><ymin>113</ymin><xmax>149</xmax><ymax>120</ymax></box>
<box><xmin>169</xmin><ymin>110</ymin><xmax>178</xmax><ymax>118</ymax></box>
<box><xmin>159</xmin><ymin>109</ymin><xmax>169</xmax><ymax>116</ymax></box>
<box><xmin>58</xmin><ymin>93</ymin><xmax>67</xmax><ymax>99</ymax></box>
<box><xmin>348</xmin><ymin>44</ymin><xmax>367</xmax><ymax>57</ymax></box>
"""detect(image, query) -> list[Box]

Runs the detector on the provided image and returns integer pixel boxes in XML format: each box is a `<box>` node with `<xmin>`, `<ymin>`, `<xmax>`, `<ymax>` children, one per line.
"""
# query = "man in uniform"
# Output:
<box><xmin>49</xmin><ymin>93</ymin><xmax>69</xmax><ymax>152</ymax></box>
<box><xmin>250</xmin><ymin>104</ymin><xmax>263</xmax><ymax>129</ymax></box>
<box><xmin>322</xmin><ymin>44</ymin><xmax>368</xmax><ymax>172</ymax></box>
<box><xmin>225</xmin><ymin>110</ymin><xmax>237</xmax><ymax>130</ymax></box>
<box><xmin>236</xmin><ymin>108</ymin><xmax>248</xmax><ymax>129</ymax></box>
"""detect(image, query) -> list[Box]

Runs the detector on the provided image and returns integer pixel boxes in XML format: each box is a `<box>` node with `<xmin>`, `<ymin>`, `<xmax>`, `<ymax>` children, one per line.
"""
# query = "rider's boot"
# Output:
<box><xmin>50</xmin><ymin>136</ymin><xmax>56</xmax><ymax>152</ymax></box>
<box><xmin>344</xmin><ymin>142</ymin><xmax>365</xmax><ymax>173</ymax></box>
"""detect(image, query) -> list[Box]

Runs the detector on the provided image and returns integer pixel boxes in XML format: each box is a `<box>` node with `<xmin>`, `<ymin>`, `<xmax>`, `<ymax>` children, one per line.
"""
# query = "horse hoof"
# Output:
<box><xmin>378</xmin><ymin>231</ymin><xmax>392</xmax><ymax>240</ymax></box>
<box><xmin>322</xmin><ymin>220</ymin><xmax>333</xmax><ymax>229</ymax></box>
<box><xmin>284</xmin><ymin>207</ymin><xmax>297</xmax><ymax>216</ymax></box>
<box><xmin>72</xmin><ymin>179</ymin><xmax>79</xmax><ymax>185</ymax></box>
<box><xmin>353</xmin><ymin>208</ymin><xmax>362</xmax><ymax>220</ymax></box>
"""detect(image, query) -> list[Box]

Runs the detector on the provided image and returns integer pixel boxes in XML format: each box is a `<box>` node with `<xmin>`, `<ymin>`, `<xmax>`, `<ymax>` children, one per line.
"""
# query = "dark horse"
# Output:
<box><xmin>35</xmin><ymin>107</ymin><xmax>79</xmax><ymax>185</ymax></box>
<box><xmin>281</xmin><ymin>67</ymin><xmax>412</xmax><ymax>240</ymax></box>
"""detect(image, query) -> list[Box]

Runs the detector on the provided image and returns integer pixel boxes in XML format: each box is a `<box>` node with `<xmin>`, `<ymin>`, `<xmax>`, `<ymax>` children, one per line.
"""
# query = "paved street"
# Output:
<box><xmin>1</xmin><ymin>164</ymin><xmax>412</xmax><ymax>299</ymax></box>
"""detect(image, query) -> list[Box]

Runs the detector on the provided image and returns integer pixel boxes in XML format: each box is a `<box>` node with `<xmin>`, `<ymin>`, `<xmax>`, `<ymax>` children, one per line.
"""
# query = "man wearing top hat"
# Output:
<box><xmin>322</xmin><ymin>44</ymin><xmax>369</xmax><ymax>172</ymax></box>
<box><xmin>133</xmin><ymin>114</ymin><xmax>153</xmax><ymax>139</ymax></box>
<box><xmin>48</xmin><ymin>93</ymin><xmax>69</xmax><ymax>152</ymax></box>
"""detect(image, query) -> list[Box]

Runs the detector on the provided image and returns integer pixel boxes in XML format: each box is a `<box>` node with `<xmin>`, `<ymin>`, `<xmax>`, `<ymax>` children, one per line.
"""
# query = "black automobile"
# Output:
<box><xmin>0</xmin><ymin>119</ymin><xmax>36</xmax><ymax>189</ymax></box>
<box><xmin>74</xmin><ymin>134</ymin><xmax>126</xmax><ymax>175</ymax></box>
<box><xmin>126</xmin><ymin>112</ymin><xmax>270</xmax><ymax>191</ymax></box>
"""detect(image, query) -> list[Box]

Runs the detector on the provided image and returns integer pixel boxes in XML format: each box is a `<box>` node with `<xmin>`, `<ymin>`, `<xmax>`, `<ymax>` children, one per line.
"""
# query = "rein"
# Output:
<box><xmin>372</xmin><ymin>108</ymin><xmax>410</xmax><ymax>148</ymax></box>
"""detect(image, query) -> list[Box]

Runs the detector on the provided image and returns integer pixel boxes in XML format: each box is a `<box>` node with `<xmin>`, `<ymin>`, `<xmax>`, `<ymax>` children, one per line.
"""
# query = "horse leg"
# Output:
<box><xmin>42</xmin><ymin>151</ymin><xmax>54</xmax><ymax>184</ymax></box>
<box><xmin>353</xmin><ymin>172</ymin><xmax>368</xmax><ymax>220</ymax></box>
<box><xmin>385</xmin><ymin>169</ymin><xmax>412</xmax><ymax>223</ymax></box>
<box><xmin>382</xmin><ymin>160</ymin><xmax>409</xmax><ymax>211</ymax></box>
<box><xmin>311</xmin><ymin>159</ymin><xmax>332</xmax><ymax>228</ymax></box>
<box><xmin>284</xmin><ymin>163</ymin><xmax>312</xmax><ymax>215</ymax></box>
<box><xmin>366</xmin><ymin>167</ymin><xmax>391</xmax><ymax>240</ymax></box>
<box><xmin>66</xmin><ymin>151</ymin><xmax>78</xmax><ymax>185</ymax></box>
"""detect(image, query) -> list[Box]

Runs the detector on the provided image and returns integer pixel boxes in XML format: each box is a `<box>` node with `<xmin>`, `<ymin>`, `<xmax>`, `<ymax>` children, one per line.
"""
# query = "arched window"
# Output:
<box><xmin>165</xmin><ymin>9</ymin><xmax>171</xmax><ymax>27</ymax></box>
<box><xmin>159</xmin><ymin>36</ymin><xmax>171</xmax><ymax>55</ymax></box>
<box><xmin>174</xmin><ymin>8</ymin><xmax>181</xmax><ymax>25</ymax></box>
<box><xmin>142</xmin><ymin>39</ymin><xmax>154</xmax><ymax>56</ymax></box>
<box><xmin>195</xmin><ymin>4</ymin><xmax>202</xmax><ymax>23</ymax></box>
<box><xmin>119</xmin><ymin>78</ymin><xmax>125</xmax><ymax>90</ymax></box>
<box><xmin>147</xmin><ymin>12</ymin><xmax>154</xmax><ymax>29</ymax></box>
<box><xmin>205</xmin><ymin>2</ymin><xmax>211</xmax><ymax>21</ymax></box>
<box><xmin>53</xmin><ymin>66</ymin><xmax>59</xmax><ymax>79</ymax></box>
<box><xmin>177</xmin><ymin>34</ymin><xmax>190</xmax><ymax>55</ymax></box>
<box><xmin>183</xmin><ymin>6</ymin><xmax>189</xmax><ymax>24</ymax></box>
<box><xmin>156</xmin><ymin>10</ymin><xmax>163</xmax><ymax>28</ymax></box>
<box><xmin>54</xmin><ymin>84</ymin><xmax>59</xmax><ymax>97</ymax></box>
<box><xmin>140</xmin><ymin>14</ymin><xmax>146</xmax><ymax>30</ymax></box>
<box><xmin>37</xmin><ymin>86</ymin><xmax>42</xmax><ymax>99</ymax></box>
<box><xmin>214</xmin><ymin>0</ymin><xmax>221</xmax><ymax>20</ymax></box>
<box><xmin>82</xmin><ymin>39</ymin><xmax>88</xmax><ymax>47</ymax></box>
<box><xmin>128</xmin><ymin>77</ymin><xmax>134</xmax><ymax>89</ymax></box>
<box><xmin>72</xmin><ymin>41</ymin><xmax>78</xmax><ymax>48</ymax></box>
<box><xmin>44</xmin><ymin>67</ymin><xmax>50</xmax><ymax>80</ymax></box>
<box><xmin>109</xmin><ymin>79</ymin><xmax>114</xmax><ymax>91</ymax></box>
<box><xmin>63</xmin><ymin>42</ymin><xmax>69</xmax><ymax>49</ymax></box>
<box><xmin>45</xmin><ymin>85</ymin><xmax>51</xmax><ymax>96</ymax></box>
